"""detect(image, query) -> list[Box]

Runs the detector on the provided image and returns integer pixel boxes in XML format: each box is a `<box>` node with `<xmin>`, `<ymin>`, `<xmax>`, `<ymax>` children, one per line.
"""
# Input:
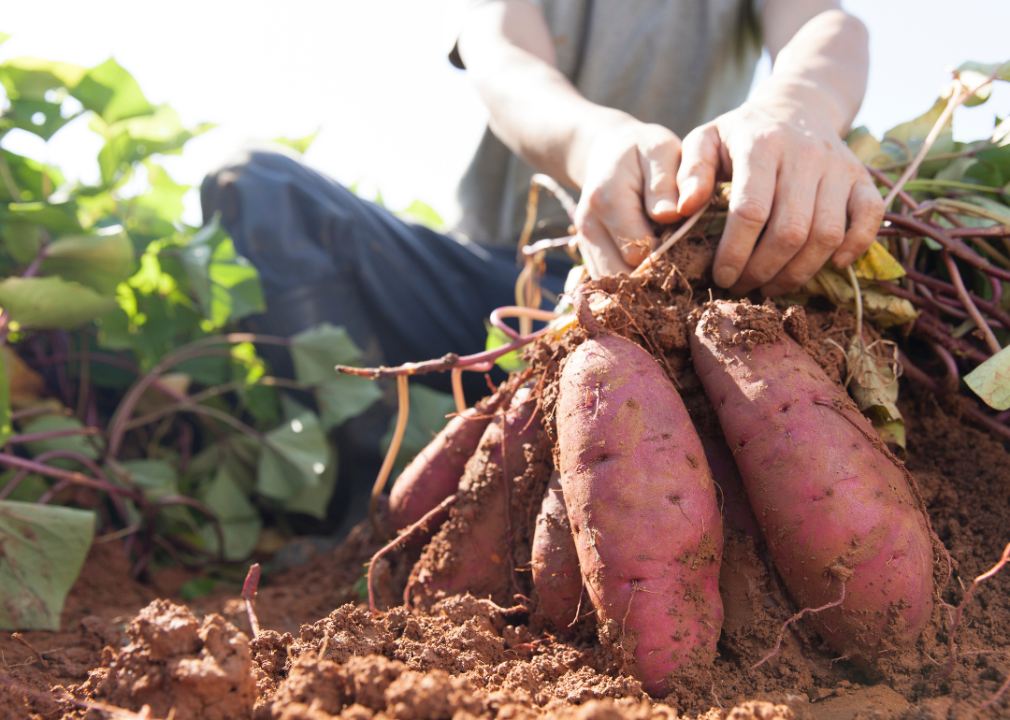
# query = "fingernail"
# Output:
<box><xmin>652</xmin><ymin>199</ymin><xmax>677</xmax><ymax>216</ymax></box>
<box><xmin>679</xmin><ymin>179</ymin><xmax>698</xmax><ymax>203</ymax></box>
<box><xmin>713</xmin><ymin>266</ymin><xmax>737</xmax><ymax>288</ymax></box>
<box><xmin>834</xmin><ymin>252</ymin><xmax>854</xmax><ymax>267</ymax></box>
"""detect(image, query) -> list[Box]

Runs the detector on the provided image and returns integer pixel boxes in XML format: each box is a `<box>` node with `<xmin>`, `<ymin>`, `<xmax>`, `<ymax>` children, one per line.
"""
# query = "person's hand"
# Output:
<box><xmin>675</xmin><ymin>95</ymin><xmax>884</xmax><ymax>297</ymax></box>
<box><xmin>573</xmin><ymin>119</ymin><xmax>684</xmax><ymax>278</ymax></box>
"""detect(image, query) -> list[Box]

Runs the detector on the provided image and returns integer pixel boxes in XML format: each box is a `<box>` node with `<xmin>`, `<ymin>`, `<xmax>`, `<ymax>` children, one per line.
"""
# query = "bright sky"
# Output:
<box><xmin>1</xmin><ymin>0</ymin><xmax>1008</xmax><ymax>228</ymax></box>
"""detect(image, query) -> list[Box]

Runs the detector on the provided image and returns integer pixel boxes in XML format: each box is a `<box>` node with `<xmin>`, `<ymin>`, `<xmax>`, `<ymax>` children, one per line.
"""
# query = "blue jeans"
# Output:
<box><xmin>200</xmin><ymin>146</ymin><xmax>571</xmax><ymax>400</ymax></box>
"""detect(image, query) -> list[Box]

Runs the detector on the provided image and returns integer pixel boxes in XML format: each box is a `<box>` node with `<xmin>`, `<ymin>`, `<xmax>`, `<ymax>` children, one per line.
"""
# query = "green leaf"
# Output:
<box><xmin>883</xmin><ymin>97</ymin><xmax>955</xmax><ymax>164</ymax></box>
<box><xmin>201</xmin><ymin>464</ymin><xmax>261</xmax><ymax>561</ymax></box>
<box><xmin>0</xmin><ymin>470</ymin><xmax>48</xmax><ymax>503</ymax></box>
<box><xmin>2</xmin><ymin>201</ymin><xmax>82</xmax><ymax>235</ymax></box>
<box><xmin>956</xmin><ymin>60</ymin><xmax>1010</xmax><ymax>107</ymax></box>
<box><xmin>91</xmin><ymin>105</ymin><xmax>215</xmax><ymax>186</ymax></box>
<box><xmin>257</xmin><ymin>411</ymin><xmax>329</xmax><ymax>500</ymax></box>
<box><xmin>269</xmin><ymin>129</ymin><xmax>319</xmax><ymax>155</ymax></box>
<box><xmin>0</xmin><ymin>57</ymin><xmax>87</xmax><ymax>101</ymax></box>
<box><xmin>127</xmin><ymin>163</ymin><xmax>189</xmax><ymax>226</ymax></box>
<box><xmin>116</xmin><ymin>459</ymin><xmax>177</xmax><ymax>489</ymax></box>
<box><xmin>965</xmin><ymin>344</ymin><xmax>1010</xmax><ymax>411</ymax></box>
<box><xmin>181</xmin><ymin>217</ymin><xmax>264</xmax><ymax>327</ymax></box>
<box><xmin>0</xmin><ymin>276</ymin><xmax>116</xmax><ymax>328</ymax></box>
<box><xmin>179</xmin><ymin>577</ymin><xmax>216</xmax><ymax>601</ymax></box>
<box><xmin>71</xmin><ymin>57</ymin><xmax>153</xmax><ymax>124</ymax></box>
<box><xmin>485</xmin><ymin>321</ymin><xmax>525</xmax><ymax>372</ymax></box>
<box><xmin>380</xmin><ymin>384</ymin><xmax>456</xmax><ymax>481</ymax></box>
<box><xmin>0</xmin><ymin>150</ymin><xmax>64</xmax><ymax>205</ymax></box>
<box><xmin>1</xmin><ymin>98</ymin><xmax>80</xmax><ymax>140</ymax></box>
<box><xmin>1</xmin><ymin>222</ymin><xmax>41</xmax><ymax>264</ymax></box>
<box><xmin>0</xmin><ymin>500</ymin><xmax>95</xmax><ymax>630</ymax></box>
<box><xmin>316</xmin><ymin>375</ymin><xmax>383</xmax><ymax>430</ymax></box>
<box><xmin>41</xmin><ymin>228</ymin><xmax>135</xmax><ymax>295</ymax></box>
<box><xmin>0</xmin><ymin>351</ymin><xmax>11</xmax><ymax>448</ymax></box>
<box><xmin>290</xmin><ymin>323</ymin><xmax>365</xmax><ymax>384</ymax></box>
<box><xmin>397</xmin><ymin>200</ymin><xmax>445</xmax><ymax>230</ymax></box>
<box><xmin>21</xmin><ymin>415</ymin><xmax>104</xmax><ymax>462</ymax></box>
<box><xmin>282</xmin><ymin>446</ymin><xmax>338</xmax><ymax>520</ymax></box>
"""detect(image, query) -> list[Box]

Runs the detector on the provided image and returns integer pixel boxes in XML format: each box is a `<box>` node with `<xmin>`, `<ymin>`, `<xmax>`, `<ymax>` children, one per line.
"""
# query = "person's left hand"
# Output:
<box><xmin>674</xmin><ymin>94</ymin><xmax>884</xmax><ymax>297</ymax></box>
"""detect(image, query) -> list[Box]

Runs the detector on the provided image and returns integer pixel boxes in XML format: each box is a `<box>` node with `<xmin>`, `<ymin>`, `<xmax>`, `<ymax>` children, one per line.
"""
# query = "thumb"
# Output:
<box><xmin>677</xmin><ymin>124</ymin><xmax>722</xmax><ymax>216</ymax></box>
<box><xmin>640</xmin><ymin>133</ymin><xmax>682</xmax><ymax>223</ymax></box>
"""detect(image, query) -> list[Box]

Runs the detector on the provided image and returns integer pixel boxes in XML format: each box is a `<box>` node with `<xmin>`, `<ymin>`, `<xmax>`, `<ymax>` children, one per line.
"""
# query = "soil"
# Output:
<box><xmin>1</xmin><ymin>233</ymin><xmax>1008</xmax><ymax>720</ymax></box>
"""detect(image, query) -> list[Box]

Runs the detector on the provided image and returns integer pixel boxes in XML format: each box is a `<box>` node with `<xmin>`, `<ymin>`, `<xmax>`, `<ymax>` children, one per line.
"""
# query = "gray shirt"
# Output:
<box><xmin>451</xmin><ymin>0</ymin><xmax>764</xmax><ymax>246</ymax></box>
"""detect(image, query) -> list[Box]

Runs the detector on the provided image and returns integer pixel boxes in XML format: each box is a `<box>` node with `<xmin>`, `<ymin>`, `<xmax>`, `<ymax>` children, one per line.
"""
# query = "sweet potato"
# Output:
<box><xmin>407</xmin><ymin>388</ymin><xmax>544</xmax><ymax>607</ymax></box>
<box><xmin>556</xmin><ymin>334</ymin><xmax>723</xmax><ymax>696</ymax></box>
<box><xmin>389</xmin><ymin>388</ymin><xmax>509</xmax><ymax>537</ymax></box>
<box><xmin>531</xmin><ymin>471</ymin><xmax>583</xmax><ymax>631</ymax></box>
<box><xmin>690</xmin><ymin>300</ymin><xmax>935</xmax><ymax>670</ymax></box>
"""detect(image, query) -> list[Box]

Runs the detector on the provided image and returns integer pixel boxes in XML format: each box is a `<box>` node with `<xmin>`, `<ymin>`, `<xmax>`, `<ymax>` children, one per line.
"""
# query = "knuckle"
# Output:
<box><xmin>733</xmin><ymin>197</ymin><xmax>772</xmax><ymax>227</ymax></box>
<box><xmin>813</xmin><ymin>221</ymin><xmax>846</xmax><ymax>250</ymax></box>
<box><xmin>775</xmin><ymin>216</ymin><xmax>810</xmax><ymax>250</ymax></box>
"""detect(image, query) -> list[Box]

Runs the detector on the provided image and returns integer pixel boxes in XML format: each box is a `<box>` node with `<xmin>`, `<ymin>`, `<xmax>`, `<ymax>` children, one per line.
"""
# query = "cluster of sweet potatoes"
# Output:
<box><xmin>387</xmin><ymin>298</ymin><xmax>939</xmax><ymax>698</ymax></box>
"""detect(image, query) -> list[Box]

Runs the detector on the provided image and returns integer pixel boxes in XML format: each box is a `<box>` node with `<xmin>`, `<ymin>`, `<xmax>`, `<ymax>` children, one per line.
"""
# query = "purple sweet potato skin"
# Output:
<box><xmin>557</xmin><ymin>334</ymin><xmax>723</xmax><ymax>696</ymax></box>
<box><xmin>409</xmin><ymin>389</ymin><xmax>541</xmax><ymax>607</ymax></box>
<box><xmin>531</xmin><ymin>471</ymin><xmax>583</xmax><ymax>631</ymax></box>
<box><xmin>690</xmin><ymin>301</ymin><xmax>934</xmax><ymax>668</ymax></box>
<box><xmin>389</xmin><ymin>390</ymin><xmax>507</xmax><ymax>536</ymax></box>
<box><xmin>700</xmin><ymin>433</ymin><xmax>760</xmax><ymax>540</ymax></box>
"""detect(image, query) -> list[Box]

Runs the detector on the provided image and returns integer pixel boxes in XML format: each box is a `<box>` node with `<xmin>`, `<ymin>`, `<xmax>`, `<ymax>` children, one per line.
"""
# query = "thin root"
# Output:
<box><xmin>752</xmin><ymin>581</ymin><xmax>847</xmax><ymax>670</ymax></box>
<box><xmin>370</xmin><ymin>375</ymin><xmax>410</xmax><ymax>539</ymax></box>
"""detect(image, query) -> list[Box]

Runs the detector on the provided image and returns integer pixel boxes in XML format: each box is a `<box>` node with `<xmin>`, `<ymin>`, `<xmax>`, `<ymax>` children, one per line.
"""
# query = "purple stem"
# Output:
<box><xmin>905</xmin><ymin>267</ymin><xmax>1010</xmax><ymax>331</ymax></box>
<box><xmin>913</xmin><ymin>315</ymin><xmax>989</xmax><ymax>364</ymax></box>
<box><xmin>879</xmin><ymin>226</ymin><xmax>1010</xmax><ymax>239</ymax></box>
<box><xmin>7</xmin><ymin>427</ymin><xmax>103</xmax><ymax>446</ymax></box>
<box><xmin>917</xmin><ymin>284</ymin><xmax>970</xmax><ymax>320</ymax></box>
<box><xmin>0</xmin><ymin>451</ymin><xmax>141</xmax><ymax>503</ymax></box>
<box><xmin>156</xmin><ymin>495</ymin><xmax>226</xmax><ymax>563</ymax></box>
<box><xmin>489</xmin><ymin>308</ymin><xmax>521</xmax><ymax>340</ymax></box>
<box><xmin>900</xmin><ymin>351</ymin><xmax>1010</xmax><ymax>442</ymax></box>
<box><xmin>37</xmin><ymin>479</ymin><xmax>72</xmax><ymax>505</ymax></box>
<box><xmin>941</xmin><ymin>250</ymin><xmax>1002</xmax><ymax>354</ymax></box>
<box><xmin>877</xmin><ymin>280</ymin><xmax>937</xmax><ymax>315</ymax></box>
<box><xmin>928</xmin><ymin>341</ymin><xmax>961</xmax><ymax>394</ymax></box>
<box><xmin>338</xmin><ymin>320</ymin><xmax>552</xmax><ymax>380</ymax></box>
<box><xmin>886</xmin><ymin>213</ymin><xmax>1010</xmax><ymax>284</ymax></box>
<box><xmin>0</xmin><ymin>449</ymin><xmax>133</xmax><ymax>524</ymax></box>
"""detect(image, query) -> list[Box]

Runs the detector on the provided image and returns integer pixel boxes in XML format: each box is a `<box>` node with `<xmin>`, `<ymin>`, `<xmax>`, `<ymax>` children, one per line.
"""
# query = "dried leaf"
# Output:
<box><xmin>847</xmin><ymin>336</ymin><xmax>905</xmax><ymax>455</ymax></box>
<box><xmin>807</xmin><ymin>268</ymin><xmax>919</xmax><ymax>327</ymax></box>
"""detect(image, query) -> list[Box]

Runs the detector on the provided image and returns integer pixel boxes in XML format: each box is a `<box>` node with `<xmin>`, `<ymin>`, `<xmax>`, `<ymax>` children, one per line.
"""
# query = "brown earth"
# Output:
<box><xmin>1</xmin><ymin>234</ymin><xmax>1008</xmax><ymax>719</ymax></box>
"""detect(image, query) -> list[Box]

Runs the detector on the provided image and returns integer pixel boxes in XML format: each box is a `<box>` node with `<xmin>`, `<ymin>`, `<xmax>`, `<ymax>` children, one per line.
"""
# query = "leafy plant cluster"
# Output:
<box><xmin>0</xmin><ymin>37</ymin><xmax>452</xmax><ymax>630</ymax></box>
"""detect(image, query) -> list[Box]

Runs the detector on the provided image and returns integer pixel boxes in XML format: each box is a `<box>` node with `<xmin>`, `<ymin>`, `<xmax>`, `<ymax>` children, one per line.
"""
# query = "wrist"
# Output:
<box><xmin>748</xmin><ymin>77</ymin><xmax>848</xmax><ymax>137</ymax></box>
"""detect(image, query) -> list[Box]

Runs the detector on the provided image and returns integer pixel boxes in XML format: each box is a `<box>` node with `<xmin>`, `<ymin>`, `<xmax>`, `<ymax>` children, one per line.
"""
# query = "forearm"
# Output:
<box><xmin>457</xmin><ymin>2</ymin><xmax>628</xmax><ymax>189</ymax></box>
<box><xmin>753</xmin><ymin>9</ymin><xmax>869</xmax><ymax>136</ymax></box>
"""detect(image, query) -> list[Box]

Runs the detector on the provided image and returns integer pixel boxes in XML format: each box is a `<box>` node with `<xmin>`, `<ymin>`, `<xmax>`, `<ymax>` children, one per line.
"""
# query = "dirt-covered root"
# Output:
<box><xmin>67</xmin><ymin>599</ymin><xmax>256</xmax><ymax>720</ymax></box>
<box><xmin>406</xmin><ymin>385</ymin><xmax>553</xmax><ymax>609</ymax></box>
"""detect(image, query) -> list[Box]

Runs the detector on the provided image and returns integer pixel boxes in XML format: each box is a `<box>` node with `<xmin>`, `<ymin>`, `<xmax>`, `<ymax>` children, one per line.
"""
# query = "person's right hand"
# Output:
<box><xmin>574</xmin><ymin>119</ymin><xmax>685</xmax><ymax>278</ymax></box>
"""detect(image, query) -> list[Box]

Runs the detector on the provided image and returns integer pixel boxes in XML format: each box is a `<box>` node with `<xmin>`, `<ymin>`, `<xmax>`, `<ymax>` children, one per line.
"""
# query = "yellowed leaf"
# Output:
<box><xmin>851</xmin><ymin>241</ymin><xmax>906</xmax><ymax>281</ymax></box>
